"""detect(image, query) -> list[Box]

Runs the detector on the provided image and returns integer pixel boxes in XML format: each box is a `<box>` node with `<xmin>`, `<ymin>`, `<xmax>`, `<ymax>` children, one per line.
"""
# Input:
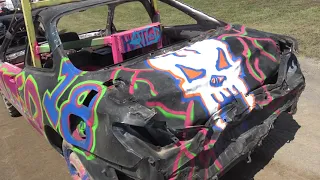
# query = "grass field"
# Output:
<box><xmin>59</xmin><ymin>0</ymin><xmax>320</xmax><ymax>58</ymax></box>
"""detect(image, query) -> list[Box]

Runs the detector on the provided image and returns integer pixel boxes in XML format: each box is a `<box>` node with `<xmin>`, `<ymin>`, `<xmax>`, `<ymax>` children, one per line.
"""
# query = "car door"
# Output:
<box><xmin>18</xmin><ymin>42</ymin><xmax>56</xmax><ymax>135</ymax></box>
<box><xmin>0</xmin><ymin>17</ymin><xmax>53</xmax><ymax>135</ymax></box>
<box><xmin>0</xmin><ymin>17</ymin><xmax>27</xmax><ymax>113</ymax></box>
<box><xmin>0</xmin><ymin>59</ymin><xmax>24</xmax><ymax>112</ymax></box>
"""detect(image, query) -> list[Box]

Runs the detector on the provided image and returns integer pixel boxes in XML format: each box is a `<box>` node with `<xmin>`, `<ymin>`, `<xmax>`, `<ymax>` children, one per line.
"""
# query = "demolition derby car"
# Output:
<box><xmin>0</xmin><ymin>0</ymin><xmax>305</xmax><ymax>179</ymax></box>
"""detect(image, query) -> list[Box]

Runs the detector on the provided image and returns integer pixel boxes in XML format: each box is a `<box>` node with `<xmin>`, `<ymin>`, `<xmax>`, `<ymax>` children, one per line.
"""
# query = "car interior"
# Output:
<box><xmin>3</xmin><ymin>0</ymin><xmax>218</xmax><ymax>72</ymax></box>
<box><xmin>50</xmin><ymin>1</ymin><xmax>210</xmax><ymax>71</ymax></box>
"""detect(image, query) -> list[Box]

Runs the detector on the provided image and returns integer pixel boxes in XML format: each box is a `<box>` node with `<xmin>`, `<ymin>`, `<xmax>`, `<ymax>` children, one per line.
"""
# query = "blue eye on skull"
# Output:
<box><xmin>210</xmin><ymin>75</ymin><xmax>227</xmax><ymax>87</ymax></box>
<box><xmin>175</xmin><ymin>64</ymin><xmax>227</xmax><ymax>87</ymax></box>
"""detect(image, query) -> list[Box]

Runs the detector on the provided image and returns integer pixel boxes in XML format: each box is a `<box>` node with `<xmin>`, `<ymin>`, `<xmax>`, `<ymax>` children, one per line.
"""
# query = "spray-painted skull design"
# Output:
<box><xmin>147</xmin><ymin>39</ymin><xmax>255</xmax><ymax>117</ymax></box>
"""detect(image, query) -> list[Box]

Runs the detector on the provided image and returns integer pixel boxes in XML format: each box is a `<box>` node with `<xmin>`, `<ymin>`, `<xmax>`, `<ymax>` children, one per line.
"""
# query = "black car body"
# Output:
<box><xmin>0</xmin><ymin>0</ymin><xmax>305</xmax><ymax>179</ymax></box>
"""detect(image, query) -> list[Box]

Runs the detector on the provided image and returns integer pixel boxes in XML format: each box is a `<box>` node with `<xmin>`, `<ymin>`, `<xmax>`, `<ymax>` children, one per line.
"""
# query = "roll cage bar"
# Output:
<box><xmin>21</xmin><ymin>0</ymin><xmax>159</xmax><ymax>68</ymax></box>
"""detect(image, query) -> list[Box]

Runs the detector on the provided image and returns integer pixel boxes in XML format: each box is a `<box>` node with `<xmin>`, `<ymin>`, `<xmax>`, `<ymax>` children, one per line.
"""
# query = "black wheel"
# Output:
<box><xmin>1</xmin><ymin>94</ymin><xmax>21</xmax><ymax>117</ymax></box>
<box><xmin>285</xmin><ymin>102</ymin><xmax>298</xmax><ymax>115</ymax></box>
<box><xmin>62</xmin><ymin>140</ymin><xmax>93</xmax><ymax>180</ymax></box>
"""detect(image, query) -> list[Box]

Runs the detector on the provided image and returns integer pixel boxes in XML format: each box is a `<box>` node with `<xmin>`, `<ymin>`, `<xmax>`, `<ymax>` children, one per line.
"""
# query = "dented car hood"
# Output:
<box><xmin>101</xmin><ymin>24</ymin><xmax>282</xmax><ymax>130</ymax></box>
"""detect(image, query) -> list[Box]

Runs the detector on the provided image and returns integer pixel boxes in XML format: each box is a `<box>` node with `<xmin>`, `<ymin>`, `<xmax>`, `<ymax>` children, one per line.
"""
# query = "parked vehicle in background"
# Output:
<box><xmin>0</xmin><ymin>0</ymin><xmax>305</xmax><ymax>179</ymax></box>
<box><xmin>0</xmin><ymin>0</ymin><xmax>15</xmax><ymax>14</ymax></box>
<box><xmin>0</xmin><ymin>0</ymin><xmax>21</xmax><ymax>41</ymax></box>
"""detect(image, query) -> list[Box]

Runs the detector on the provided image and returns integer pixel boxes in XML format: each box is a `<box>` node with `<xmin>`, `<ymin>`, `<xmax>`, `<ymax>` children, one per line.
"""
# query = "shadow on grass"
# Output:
<box><xmin>220</xmin><ymin>113</ymin><xmax>301</xmax><ymax>180</ymax></box>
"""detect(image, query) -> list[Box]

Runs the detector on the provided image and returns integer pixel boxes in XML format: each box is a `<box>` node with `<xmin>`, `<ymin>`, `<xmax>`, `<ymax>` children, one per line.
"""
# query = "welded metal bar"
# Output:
<box><xmin>31</xmin><ymin>0</ymin><xmax>82</xmax><ymax>9</ymax></box>
<box><xmin>21</xmin><ymin>0</ymin><xmax>41</xmax><ymax>67</ymax></box>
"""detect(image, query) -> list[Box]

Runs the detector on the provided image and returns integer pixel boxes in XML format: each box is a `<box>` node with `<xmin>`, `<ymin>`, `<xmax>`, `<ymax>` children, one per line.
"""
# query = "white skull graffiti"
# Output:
<box><xmin>147</xmin><ymin>39</ymin><xmax>254</xmax><ymax>115</ymax></box>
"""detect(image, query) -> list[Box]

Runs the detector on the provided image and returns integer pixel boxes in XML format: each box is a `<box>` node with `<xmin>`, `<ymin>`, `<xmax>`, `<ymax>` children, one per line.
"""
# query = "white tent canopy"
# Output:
<box><xmin>0</xmin><ymin>0</ymin><xmax>15</xmax><ymax>10</ymax></box>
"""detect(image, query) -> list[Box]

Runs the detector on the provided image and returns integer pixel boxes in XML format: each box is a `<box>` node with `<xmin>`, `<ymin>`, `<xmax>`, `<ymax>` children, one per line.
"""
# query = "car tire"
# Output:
<box><xmin>62</xmin><ymin>140</ymin><xmax>93</xmax><ymax>180</ymax></box>
<box><xmin>1</xmin><ymin>94</ymin><xmax>21</xmax><ymax>117</ymax></box>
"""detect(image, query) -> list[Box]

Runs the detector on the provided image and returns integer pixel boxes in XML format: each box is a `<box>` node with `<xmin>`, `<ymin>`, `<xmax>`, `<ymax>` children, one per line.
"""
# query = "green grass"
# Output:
<box><xmin>59</xmin><ymin>0</ymin><xmax>320</xmax><ymax>58</ymax></box>
<box><xmin>58</xmin><ymin>5</ymin><xmax>109</xmax><ymax>33</ymax></box>
<box><xmin>184</xmin><ymin>0</ymin><xmax>320</xmax><ymax>58</ymax></box>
